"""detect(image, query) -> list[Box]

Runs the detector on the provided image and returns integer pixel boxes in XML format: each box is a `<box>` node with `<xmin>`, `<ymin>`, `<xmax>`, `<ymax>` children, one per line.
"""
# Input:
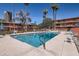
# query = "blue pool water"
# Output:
<box><xmin>11</xmin><ymin>32</ymin><xmax>58</xmax><ymax>47</ymax></box>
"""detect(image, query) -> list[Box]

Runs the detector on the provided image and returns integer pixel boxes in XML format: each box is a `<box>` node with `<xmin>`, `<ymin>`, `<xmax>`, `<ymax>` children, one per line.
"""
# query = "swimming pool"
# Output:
<box><xmin>11</xmin><ymin>32</ymin><xmax>58</xmax><ymax>47</ymax></box>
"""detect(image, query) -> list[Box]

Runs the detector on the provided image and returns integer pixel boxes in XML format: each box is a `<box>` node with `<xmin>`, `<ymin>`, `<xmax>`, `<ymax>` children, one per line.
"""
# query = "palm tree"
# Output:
<box><xmin>39</xmin><ymin>9</ymin><xmax>48</xmax><ymax>49</ymax></box>
<box><xmin>43</xmin><ymin>9</ymin><xmax>48</xmax><ymax>19</ymax></box>
<box><xmin>16</xmin><ymin>10</ymin><xmax>26</xmax><ymax>32</ymax></box>
<box><xmin>24</xmin><ymin>3</ymin><xmax>29</xmax><ymax>12</ymax></box>
<box><xmin>16</xmin><ymin>3</ymin><xmax>31</xmax><ymax>32</ymax></box>
<box><xmin>24</xmin><ymin>3</ymin><xmax>29</xmax><ymax>17</ymax></box>
<box><xmin>51</xmin><ymin>3</ymin><xmax>59</xmax><ymax>30</ymax></box>
<box><xmin>43</xmin><ymin>9</ymin><xmax>48</xmax><ymax>29</ymax></box>
<box><xmin>13</xmin><ymin>3</ymin><xmax>30</xmax><ymax>32</ymax></box>
<box><xmin>23</xmin><ymin>3</ymin><xmax>30</xmax><ymax>31</ymax></box>
<box><xmin>24</xmin><ymin>3</ymin><xmax>29</xmax><ymax>6</ymax></box>
<box><xmin>12</xmin><ymin>3</ymin><xmax>17</xmax><ymax>33</ymax></box>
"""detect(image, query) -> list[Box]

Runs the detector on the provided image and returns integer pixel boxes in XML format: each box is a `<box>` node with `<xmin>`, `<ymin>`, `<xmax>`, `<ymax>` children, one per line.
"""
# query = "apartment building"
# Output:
<box><xmin>0</xmin><ymin>20</ymin><xmax>39</xmax><ymax>33</ymax></box>
<box><xmin>55</xmin><ymin>17</ymin><xmax>79</xmax><ymax>30</ymax></box>
<box><xmin>0</xmin><ymin>10</ymin><xmax>39</xmax><ymax>34</ymax></box>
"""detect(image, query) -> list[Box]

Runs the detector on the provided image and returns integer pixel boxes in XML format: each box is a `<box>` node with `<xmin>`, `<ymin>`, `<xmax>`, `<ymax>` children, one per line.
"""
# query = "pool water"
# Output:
<box><xmin>12</xmin><ymin>32</ymin><xmax>58</xmax><ymax>47</ymax></box>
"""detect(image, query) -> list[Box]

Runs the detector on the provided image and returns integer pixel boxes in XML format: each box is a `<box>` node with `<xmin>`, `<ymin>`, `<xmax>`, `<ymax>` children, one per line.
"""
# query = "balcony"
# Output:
<box><xmin>55</xmin><ymin>20</ymin><xmax>79</xmax><ymax>24</ymax></box>
<box><xmin>55</xmin><ymin>25</ymin><xmax>76</xmax><ymax>28</ymax></box>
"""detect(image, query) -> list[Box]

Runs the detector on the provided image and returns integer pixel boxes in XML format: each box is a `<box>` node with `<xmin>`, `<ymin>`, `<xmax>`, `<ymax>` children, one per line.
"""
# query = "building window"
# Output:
<box><xmin>75</xmin><ymin>23</ymin><xmax>79</xmax><ymax>27</ymax></box>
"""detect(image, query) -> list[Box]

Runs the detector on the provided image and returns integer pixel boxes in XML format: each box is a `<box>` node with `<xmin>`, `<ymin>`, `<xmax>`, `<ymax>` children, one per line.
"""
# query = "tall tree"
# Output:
<box><xmin>17</xmin><ymin>9</ymin><xmax>32</xmax><ymax>31</ymax></box>
<box><xmin>39</xmin><ymin>18</ymin><xmax>53</xmax><ymax>29</ymax></box>
<box><xmin>24</xmin><ymin>3</ymin><xmax>29</xmax><ymax>6</ymax></box>
<box><xmin>12</xmin><ymin>3</ymin><xmax>17</xmax><ymax>33</ymax></box>
<box><xmin>43</xmin><ymin>9</ymin><xmax>48</xmax><ymax>19</ymax></box>
<box><xmin>24</xmin><ymin>3</ymin><xmax>29</xmax><ymax>14</ymax></box>
<box><xmin>17</xmin><ymin>10</ymin><xmax>27</xmax><ymax>31</ymax></box>
<box><xmin>51</xmin><ymin>3</ymin><xmax>59</xmax><ymax>29</ymax></box>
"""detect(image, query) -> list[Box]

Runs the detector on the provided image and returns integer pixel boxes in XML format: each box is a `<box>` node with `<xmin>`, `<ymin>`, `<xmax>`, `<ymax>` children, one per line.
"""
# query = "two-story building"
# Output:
<box><xmin>55</xmin><ymin>17</ymin><xmax>79</xmax><ymax>31</ymax></box>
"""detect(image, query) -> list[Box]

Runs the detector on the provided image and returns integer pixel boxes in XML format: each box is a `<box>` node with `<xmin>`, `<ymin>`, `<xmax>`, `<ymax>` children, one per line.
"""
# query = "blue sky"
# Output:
<box><xmin>0</xmin><ymin>3</ymin><xmax>79</xmax><ymax>24</ymax></box>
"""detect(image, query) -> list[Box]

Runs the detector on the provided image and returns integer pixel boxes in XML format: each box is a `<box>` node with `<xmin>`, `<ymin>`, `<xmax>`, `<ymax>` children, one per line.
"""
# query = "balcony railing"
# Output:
<box><xmin>55</xmin><ymin>25</ymin><xmax>76</xmax><ymax>28</ymax></box>
<box><xmin>55</xmin><ymin>20</ymin><xmax>79</xmax><ymax>24</ymax></box>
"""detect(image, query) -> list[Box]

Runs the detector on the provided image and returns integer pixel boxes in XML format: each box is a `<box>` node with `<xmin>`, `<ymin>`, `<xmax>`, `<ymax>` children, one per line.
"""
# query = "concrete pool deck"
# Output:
<box><xmin>0</xmin><ymin>32</ymin><xmax>79</xmax><ymax>56</ymax></box>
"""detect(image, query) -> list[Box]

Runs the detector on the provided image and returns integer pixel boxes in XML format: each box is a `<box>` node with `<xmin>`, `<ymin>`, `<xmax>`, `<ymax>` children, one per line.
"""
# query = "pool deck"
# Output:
<box><xmin>0</xmin><ymin>31</ymin><xmax>79</xmax><ymax>56</ymax></box>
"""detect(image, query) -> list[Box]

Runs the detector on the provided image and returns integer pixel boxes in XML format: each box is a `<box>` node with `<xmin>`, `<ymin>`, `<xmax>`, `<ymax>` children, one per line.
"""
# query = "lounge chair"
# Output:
<box><xmin>66</xmin><ymin>37</ymin><xmax>72</xmax><ymax>43</ymax></box>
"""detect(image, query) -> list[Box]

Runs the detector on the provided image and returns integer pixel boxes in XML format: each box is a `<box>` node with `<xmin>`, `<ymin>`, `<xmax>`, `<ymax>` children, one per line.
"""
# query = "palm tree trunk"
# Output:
<box><xmin>53</xmin><ymin>9</ymin><xmax>55</xmax><ymax>30</ymax></box>
<box><xmin>53</xmin><ymin>10</ymin><xmax>57</xmax><ymax>30</ymax></box>
<box><xmin>12</xmin><ymin>4</ymin><xmax>16</xmax><ymax>33</ymax></box>
<box><xmin>54</xmin><ymin>10</ymin><xmax>57</xmax><ymax>30</ymax></box>
<box><xmin>24</xmin><ymin>4</ymin><xmax>29</xmax><ymax>32</ymax></box>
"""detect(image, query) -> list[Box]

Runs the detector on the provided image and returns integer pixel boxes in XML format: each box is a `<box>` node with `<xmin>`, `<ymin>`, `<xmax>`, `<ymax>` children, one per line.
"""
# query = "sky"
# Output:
<box><xmin>0</xmin><ymin>3</ymin><xmax>79</xmax><ymax>24</ymax></box>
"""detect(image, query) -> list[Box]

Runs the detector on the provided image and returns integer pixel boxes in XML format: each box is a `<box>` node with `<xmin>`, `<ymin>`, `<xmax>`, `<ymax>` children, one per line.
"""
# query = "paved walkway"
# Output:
<box><xmin>0</xmin><ymin>32</ymin><xmax>78</xmax><ymax>56</ymax></box>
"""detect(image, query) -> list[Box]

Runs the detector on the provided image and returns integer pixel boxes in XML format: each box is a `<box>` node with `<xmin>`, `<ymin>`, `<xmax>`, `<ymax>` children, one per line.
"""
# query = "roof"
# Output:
<box><xmin>54</xmin><ymin>17</ymin><xmax>79</xmax><ymax>21</ymax></box>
